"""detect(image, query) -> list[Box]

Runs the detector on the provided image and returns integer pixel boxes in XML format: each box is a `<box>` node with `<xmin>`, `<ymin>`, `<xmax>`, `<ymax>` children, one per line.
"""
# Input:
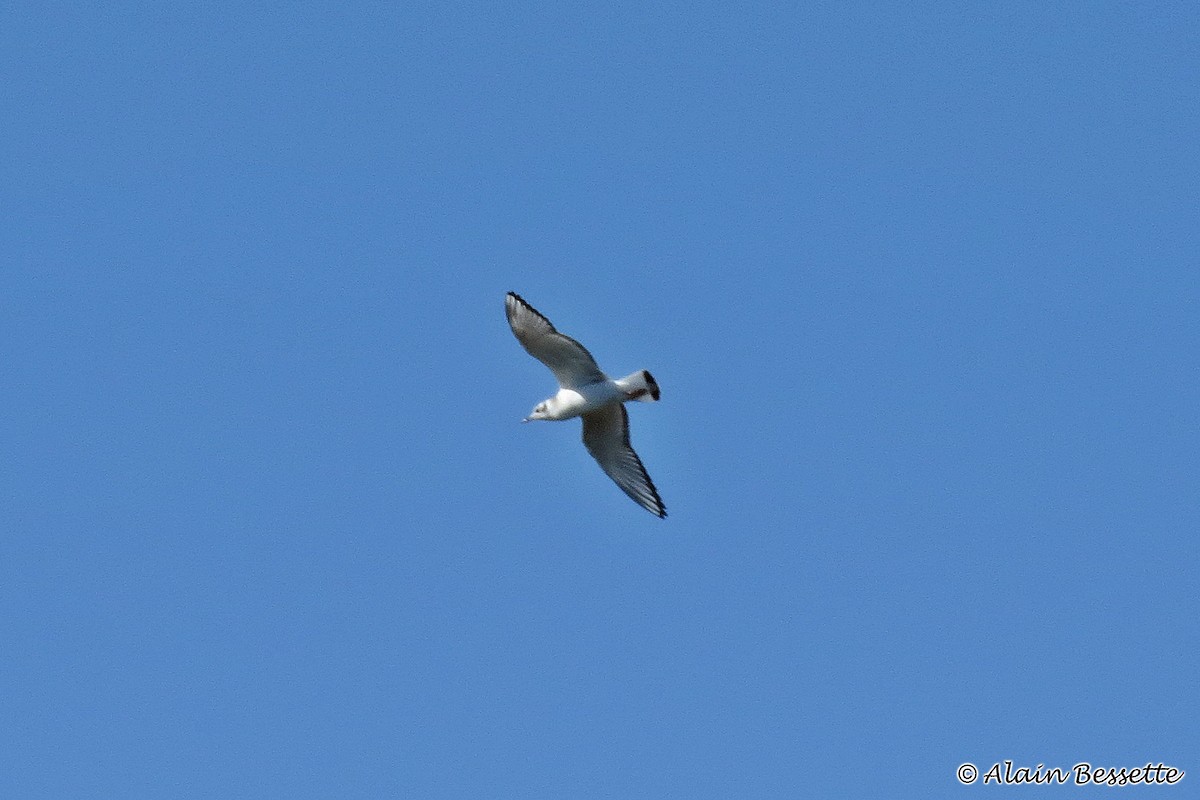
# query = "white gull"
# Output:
<box><xmin>505</xmin><ymin>292</ymin><xmax>666</xmax><ymax>518</ymax></box>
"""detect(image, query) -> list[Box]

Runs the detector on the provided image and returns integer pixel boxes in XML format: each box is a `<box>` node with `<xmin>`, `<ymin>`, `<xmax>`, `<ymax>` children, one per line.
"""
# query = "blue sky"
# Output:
<box><xmin>2</xmin><ymin>2</ymin><xmax>1197</xmax><ymax>797</ymax></box>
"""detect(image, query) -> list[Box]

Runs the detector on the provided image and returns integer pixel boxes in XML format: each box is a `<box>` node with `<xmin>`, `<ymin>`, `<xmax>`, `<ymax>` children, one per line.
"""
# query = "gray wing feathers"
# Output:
<box><xmin>505</xmin><ymin>292</ymin><xmax>606</xmax><ymax>389</ymax></box>
<box><xmin>582</xmin><ymin>404</ymin><xmax>667</xmax><ymax>518</ymax></box>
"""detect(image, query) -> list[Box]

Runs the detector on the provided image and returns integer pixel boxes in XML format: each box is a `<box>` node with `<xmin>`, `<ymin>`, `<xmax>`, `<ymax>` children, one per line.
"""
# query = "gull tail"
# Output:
<box><xmin>615</xmin><ymin>369</ymin><xmax>661</xmax><ymax>402</ymax></box>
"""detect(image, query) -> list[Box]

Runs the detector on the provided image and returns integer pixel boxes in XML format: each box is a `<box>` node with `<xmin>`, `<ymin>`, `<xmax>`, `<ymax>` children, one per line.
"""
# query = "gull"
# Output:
<box><xmin>505</xmin><ymin>292</ymin><xmax>667</xmax><ymax>518</ymax></box>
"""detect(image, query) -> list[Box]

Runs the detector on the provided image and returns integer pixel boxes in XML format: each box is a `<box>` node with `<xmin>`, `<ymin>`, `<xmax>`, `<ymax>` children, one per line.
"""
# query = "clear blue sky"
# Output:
<box><xmin>3</xmin><ymin>3</ymin><xmax>1197</xmax><ymax>797</ymax></box>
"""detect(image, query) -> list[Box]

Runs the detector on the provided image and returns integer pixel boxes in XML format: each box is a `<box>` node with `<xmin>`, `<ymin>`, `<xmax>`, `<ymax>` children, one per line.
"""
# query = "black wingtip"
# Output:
<box><xmin>505</xmin><ymin>292</ymin><xmax>558</xmax><ymax>332</ymax></box>
<box><xmin>506</xmin><ymin>291</ymin><xmax>533</xmax><ymax>312</ymax></box>
<box><xmin>505</xmin><ymin>292</ymin><xmax>530</xmax><ymax>323</ymax></box>
<box><xmin>649</xmin><ymin>493</ymin><xmax>667</xmax><ymax>519</ymax></box>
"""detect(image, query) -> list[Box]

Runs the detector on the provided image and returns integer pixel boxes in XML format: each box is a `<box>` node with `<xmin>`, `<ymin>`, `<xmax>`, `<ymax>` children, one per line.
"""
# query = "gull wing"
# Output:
<box><xmin>581</xmin><ymin>404</ymin><xmax>667</xmax><ymax>518</ymax></box>
<box><xmin>506</xmin><ymin>292</ymin><xmax>607</xmax><ymax>389</ymax></box>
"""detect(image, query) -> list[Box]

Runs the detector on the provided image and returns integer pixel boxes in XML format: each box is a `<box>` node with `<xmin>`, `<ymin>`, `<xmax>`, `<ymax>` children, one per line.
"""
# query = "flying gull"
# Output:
<box><xmin>505</xmin><ymin>292</ymin><xmax>666</xmax><ymax>518</ymax></box>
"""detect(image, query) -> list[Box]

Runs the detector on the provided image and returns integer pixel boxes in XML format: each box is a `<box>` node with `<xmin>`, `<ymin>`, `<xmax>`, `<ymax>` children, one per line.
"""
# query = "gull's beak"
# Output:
<box><xmin>521</xmin><ymin>417</ymin><xmax>531</xmax><ymax>423</ymax></box>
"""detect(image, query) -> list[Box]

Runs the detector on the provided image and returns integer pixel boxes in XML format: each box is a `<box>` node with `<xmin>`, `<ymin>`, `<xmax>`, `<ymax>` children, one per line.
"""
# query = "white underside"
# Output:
<box><xmin>544</xmin><ymin>381</ymin><xmax>623</xmax><ymax>420</ymax></box>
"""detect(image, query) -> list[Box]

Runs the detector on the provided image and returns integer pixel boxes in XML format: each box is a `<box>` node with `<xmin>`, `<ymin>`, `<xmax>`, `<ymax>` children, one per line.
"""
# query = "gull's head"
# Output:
<box><xmin>523</xmin><ymin>401</ymin><xmax>551</xmax><ymax>423</ymax></box>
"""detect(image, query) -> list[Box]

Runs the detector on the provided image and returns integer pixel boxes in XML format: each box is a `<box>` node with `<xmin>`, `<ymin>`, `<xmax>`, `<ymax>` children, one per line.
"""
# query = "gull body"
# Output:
<box><xmin>505</xmin><ymin>292</ymin><xmax>666</xmax><ymax>518</ymax></box>
<box><xmin>524</xmin><ymin>378</ymin><xmax>638</xmax><ymax>422</ymax></box>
